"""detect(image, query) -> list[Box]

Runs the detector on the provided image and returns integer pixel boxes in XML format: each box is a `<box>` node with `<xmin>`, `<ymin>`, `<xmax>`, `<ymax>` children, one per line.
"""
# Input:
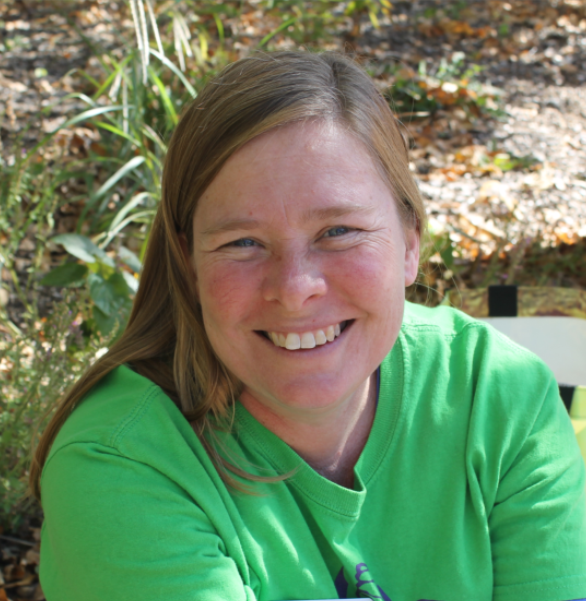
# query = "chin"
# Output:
<box><xmin>248</xmin><ymin>373</ymin><xmax>364</xmax><ymax>413</ymax></box>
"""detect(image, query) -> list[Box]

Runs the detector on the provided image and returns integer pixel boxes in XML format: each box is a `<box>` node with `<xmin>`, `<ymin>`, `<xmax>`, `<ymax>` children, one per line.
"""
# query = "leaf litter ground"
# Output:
<box><xmin>1</xmin><ymin>1</ymin><xmax>585</xmax><ymax>598</ymax></box>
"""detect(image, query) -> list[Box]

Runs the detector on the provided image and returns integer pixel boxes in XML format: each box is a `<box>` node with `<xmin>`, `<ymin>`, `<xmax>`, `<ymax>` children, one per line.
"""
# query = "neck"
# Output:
<box><xmin>240</xmin><ymin>371</ymin><xmax>378</xmax><ymax>488</ymax></box>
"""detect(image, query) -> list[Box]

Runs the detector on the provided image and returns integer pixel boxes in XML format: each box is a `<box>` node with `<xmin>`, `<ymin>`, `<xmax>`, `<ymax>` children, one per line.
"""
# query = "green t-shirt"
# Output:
<box><xmin>40</xmin><ymin>303</ymin><xmax>586</xmax><ymax>601</ymax></box>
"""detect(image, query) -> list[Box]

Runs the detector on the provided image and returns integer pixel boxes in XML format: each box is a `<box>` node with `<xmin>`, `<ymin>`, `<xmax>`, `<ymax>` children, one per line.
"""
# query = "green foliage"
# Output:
<box><xmin>0</xmin><ymin>291</ymin><xmax>101</xmax><ymax>532</ymax></box>
<box><xmin>387</xmin><ymin>52</ymin><xmax>505</xmax><ymax>120</ymax></box>
<box><xmin>0</xmin><ymin>143</ymin><xmax>106</xmax><ymax>531</ymax></box>
<box><xmin>0</xmin><ymin>2</ymin><xmax>236</xmax><ymax>528</ymax></box>
<box><xmin>39</xmin><ymin>262</ymin><xmax>88</xmax><ymax>287</ymax></box>
<box><xmin>343</xmin><ymin>0</ymin><xmax>392</xmax><ymax>30</ymax></box>
<box><xmin>41</xmin><ymin>233</ymin><xmax>138</xmax><ymax>337</ymax></box>
<box><xmin>0</xmin><ymin>145</ymin><xmax>59</xmax><ymax>325</ymax></box>
<box><xmin>489</xmin><ymin>151</ymin><xmax>539</xmax><ymax>172</ymax></box>
<box><xmin>0</xmin><ymin>0</ymin><xmax>538</xmax><ymax>532</ymax></box>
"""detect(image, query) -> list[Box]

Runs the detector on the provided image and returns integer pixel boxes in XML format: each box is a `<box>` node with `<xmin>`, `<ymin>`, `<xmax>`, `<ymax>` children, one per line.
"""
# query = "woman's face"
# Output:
<box><xmin>191</xmin><ymin>121</ymin><xmax>419</xmax><ymax>420</ymax></box>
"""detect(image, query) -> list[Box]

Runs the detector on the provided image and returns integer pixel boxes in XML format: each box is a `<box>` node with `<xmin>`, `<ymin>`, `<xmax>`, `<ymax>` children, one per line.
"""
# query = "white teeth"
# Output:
<box><xmin>325</xmin><ymin>325</ymin><xmax>335</xmax><ymax>342</ymax></box>
<box><xmin>266</xmin><ymin>322</ymin><xmax>346</xmax><ymax>350</ymax></box>
<box><xmin>285</xmin><ymin>333</ymin><xmax>301</xmax><ymax>350</ymax></box>
<box><xmin>300</xmin><ymin>332</ymin><xmax>316</xmax><ymax>349</ymax></box>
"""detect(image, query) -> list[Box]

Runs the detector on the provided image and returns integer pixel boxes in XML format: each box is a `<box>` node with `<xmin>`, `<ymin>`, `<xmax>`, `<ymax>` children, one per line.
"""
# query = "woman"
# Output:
<box><xmin>32</xmin><ymin>52</ymin><xmax>586</xmax><ymax>601</ymax></box>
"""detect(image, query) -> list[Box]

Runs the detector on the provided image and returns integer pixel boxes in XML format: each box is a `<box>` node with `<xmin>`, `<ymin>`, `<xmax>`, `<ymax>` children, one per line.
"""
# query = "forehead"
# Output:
<box><xmin>193</xmin><ymin>121</ymin><xmax>396</xmax><ymax>230</ymax></box>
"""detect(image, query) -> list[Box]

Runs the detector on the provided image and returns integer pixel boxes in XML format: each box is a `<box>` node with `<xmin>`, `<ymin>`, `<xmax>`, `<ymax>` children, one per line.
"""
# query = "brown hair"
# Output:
<box><xmin>30</xmin><ymin>51</ymin><xmax>426</xmax><ymax>499</ymax></box>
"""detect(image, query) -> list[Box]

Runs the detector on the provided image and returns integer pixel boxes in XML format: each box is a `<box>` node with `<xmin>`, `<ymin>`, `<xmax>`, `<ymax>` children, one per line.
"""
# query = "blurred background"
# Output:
<box><xmin>1</xmin><ymin>1</ymin><xmax>585</xmax><ymax>597</ymax></box>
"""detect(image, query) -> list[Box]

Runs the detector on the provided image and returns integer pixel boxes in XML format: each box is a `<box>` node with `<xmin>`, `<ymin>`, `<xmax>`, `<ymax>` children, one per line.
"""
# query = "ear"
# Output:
<box><xmin>403</xmin><ymin>226</ymin><xmax>420</xmax><ymax>287</ymax></box>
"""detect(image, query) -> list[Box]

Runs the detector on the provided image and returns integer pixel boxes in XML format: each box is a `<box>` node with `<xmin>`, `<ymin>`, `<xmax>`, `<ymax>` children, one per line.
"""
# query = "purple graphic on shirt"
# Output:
<box><xmin>333</xmin><ymin>563</ymin><xmax>584</xmax><ymax>601</ymax></box>
<box><xmin>334</xmin><ymin>563</ymin><xmax>391</xmax><ymax>600</ymax></box>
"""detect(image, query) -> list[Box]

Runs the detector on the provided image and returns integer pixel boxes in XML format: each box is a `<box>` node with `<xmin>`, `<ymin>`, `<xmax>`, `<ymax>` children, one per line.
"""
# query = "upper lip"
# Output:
<box><xmin>255</xmin><ymin>320</ymin><xmax>349</xmax><ymax>334</ymax></box>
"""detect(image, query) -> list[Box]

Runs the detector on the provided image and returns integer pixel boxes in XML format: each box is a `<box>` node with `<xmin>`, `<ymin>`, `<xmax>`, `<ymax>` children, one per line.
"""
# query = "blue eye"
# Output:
<box><xmin>324</xmin><ymin>226</ymin><xmax>351</xmax><ymax>238</ymax></box>
<box><xmin>230</xmin><ymin>238</ymin><xmax>256</xmax><ymax>248</ymax></box>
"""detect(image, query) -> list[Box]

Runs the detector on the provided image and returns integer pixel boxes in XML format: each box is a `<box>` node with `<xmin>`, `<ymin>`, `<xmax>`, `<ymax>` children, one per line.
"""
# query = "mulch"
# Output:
<box><xmin>1</xmin><ymin>1</ymin><xmax>585</xmax><ymax>598</ymax></box>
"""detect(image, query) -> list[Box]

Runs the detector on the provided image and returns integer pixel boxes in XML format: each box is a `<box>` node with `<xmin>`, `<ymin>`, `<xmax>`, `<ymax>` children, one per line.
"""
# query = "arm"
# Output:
<box><xmin>488</xmin><ymin>377</ymin><xmax>586</xmax><ymax>601</ymax></box>
<box><xmin>40</xmin><ymin>441</ymin><xmax>257</xmax><ymax>601</ymax></box>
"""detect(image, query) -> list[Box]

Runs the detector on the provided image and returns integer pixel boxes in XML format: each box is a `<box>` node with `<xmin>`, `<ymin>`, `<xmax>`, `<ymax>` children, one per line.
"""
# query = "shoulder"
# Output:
<box><xmin>40</xmin><ymin>364</ymin><xmax>233</xmax><ymax>531</ymax></box>
<box><xmin>39</xmin><ymin>366</ymin><xmax>253</xmax><ymax>600</ymax></box>
<box><xmin>395</xmin><ymin>302</ymin><xmax>563</xmax><ymax>449</ymax></box>
<box><xmin>395</xmin><ymin>305</ymin><xmax>585</xmax><ymax>524</ymax></box>
<box><xmin>44</xmin><ymin>365</ymin><xmax>200</xmax><ymax>473</ymax></box>
<box><xmin>400</xmin><ymin>300</ymin><xmax>552</xmax><ymax>381</ymax></box>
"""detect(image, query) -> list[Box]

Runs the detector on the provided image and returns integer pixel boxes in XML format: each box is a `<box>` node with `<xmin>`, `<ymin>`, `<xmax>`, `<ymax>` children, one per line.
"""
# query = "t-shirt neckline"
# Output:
<box><xmin>233</xmin><ymin>338</ymin><xmax>405</xmax><ymax>518</ymax></box>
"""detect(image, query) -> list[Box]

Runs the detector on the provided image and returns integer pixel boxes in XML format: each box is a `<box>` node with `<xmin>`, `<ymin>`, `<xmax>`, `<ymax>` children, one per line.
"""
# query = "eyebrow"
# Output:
<box><xmin>201</xmin><ymin>204</ymin><xmax>372</xmax><ymax>236</ymax></box>
<box><xmin>202</xmin><ymin>218</ymin><xmax>261</xmax><ymax>236</ymax></box>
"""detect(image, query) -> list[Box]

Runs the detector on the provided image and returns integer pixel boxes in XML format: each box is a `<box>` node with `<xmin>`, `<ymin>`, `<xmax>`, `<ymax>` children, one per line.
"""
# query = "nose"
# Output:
<box><xmin>261</xmin><ymin>248</ymin><xmax>327</xmax><ymax>312</ymax></box>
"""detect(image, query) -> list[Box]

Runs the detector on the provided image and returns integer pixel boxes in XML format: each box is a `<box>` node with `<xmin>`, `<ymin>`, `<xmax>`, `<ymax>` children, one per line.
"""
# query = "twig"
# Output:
<box><xmin>0</xmin><ymin>534</ymin><xmax>35</xmax><ymax>547</ymax></box>
<box><xmin>396</xmin><ymin>111</ymin><xmax>431</xmax><ymax>118</ymax></box>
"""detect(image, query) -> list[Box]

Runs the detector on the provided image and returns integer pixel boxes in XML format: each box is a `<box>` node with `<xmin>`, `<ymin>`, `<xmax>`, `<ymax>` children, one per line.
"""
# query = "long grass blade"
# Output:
<box><xmin>145</xmin><ymin>0</ymin><xmax>164</xmax><ymax>55</ymax></box>
<box><xmin>259</xmin><ymin>16</ymin><xmax>299</xmax><ymax>47</ymax></box>
<box><xmin>93</xmin><ymin>121</ymin><xmax>141</xmax><ymax>146</ymax></box>
<box><xmin>104</xmin><ymin>209</ymin><xmax>155</xmax><ymax>246</ymax></box>
<box><xmin>122</xmin><ymin>76</ymin><xmax>129</xmax><ymax>135</ymax></box>
<box><xmin>141</xmin><ymin>122</ymin><xmax>167</xmax><ymax>153</ymax></box>
<box><xmin>102</xmin><ymin>209</ymin><xmax>156</xmax><ymax>248</ymax></box>
<box><xmin>108</xmin><ymin>191</ymin><xmax>152</xmax><ymax>233</ymax></box>
<box><xmin>92</xmin><ymin>155</ymin><xmax>146</xmax><ymax>203</ymax></box>
<box><xmin>173</xmin><ymin>14</ymin><xmax>185</xmax><ymax>71</ymax></box>
<box><xmin>65</xmin><ymin>92</ymin><xmax>98</xmax><ymax>107</ymax></box>
<box><xmin>149</xmin><ymin>48</ymin><xmax>196</xmax><ymax>98</ymax></box>
<box><xmin>149</xmin><ymin>68</ymin><xmax>178</xmax><ymax>125</ymax></box>
<box><xmin>213</xmin><ymin>13</ymin><xmax>224</xmax><ymax>46</ymax></box>
<box><xmin>110</xmin><ymin>209</ymin><xmax>155</xmax><ymax>232</ymax></box>
<box><xmin>198</xmin><ymin>31</ymin><xmax>209</xmax><ymax>64</ymax></box>
<box><xmin>176</xmin><ymin>14</ymin><xmax>193</xmax><ymax>58</ymax></box>
<box><xmin>129</xmin><ymin>0</ymin><xmax>144</xmax><ymax>56</ymax></box>
<box><xmin>108</xmin><ymin>70</ymin><xmax>123</xmax><ymax>101</ymax></box>
<box><xmin>93</xmin><ymin>54</ymin><xmax>133</xmax><ymax>101</ymax></box>
<box><xmin>25</xmin><ymin>105</ymin><xmax>127</xmax><ymax>160</ymax></box>
<box><xmin>138</xmin><ymin>0</ymin><xmax>150</xmax><ymax>82</ymax></box>
<box><xmin>76</xmin><ymin>69</ymin><xmax>101</xmax><ymax>90</ymax></box>
<box><xmin>368</xmin><ymin>8</ymin><xmax>380</xmax><ymax>29</ymax></box>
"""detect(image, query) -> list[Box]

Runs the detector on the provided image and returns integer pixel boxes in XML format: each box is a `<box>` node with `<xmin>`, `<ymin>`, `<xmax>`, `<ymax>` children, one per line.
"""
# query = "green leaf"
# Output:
<box><xmin>51</xmin><ymin>234</ymin><xmax>99</xmax><ymax>263</ymax></box>
<box><xmin>122</xmin><ymin>270</ymin><xmax>139</xmax><ymax>293</ymax></box>
<box><xmin>92</xmin><ymin>305</ymin><xmax>118</xmax><ymax>337</ymax></box>
<box><xmin>118</xmin><ymin>246</ymin><xmax>142</xmax><ymax>273</ymax></box>
<box><xmin>440</xmin><ymin>244</ymin><xmax>455</xmax><ymax>269</ymax></box>
<box><xmin>88</xmin><ymin>272</ymin><xmax>131</xmax><ymax>316</ymax></box>
<box><xmin>40</xmin><ymin>263</ymin><xmax>88</xmax><ymax>287</ymax></box>
<box><xmin>52</xmin><ymin>234</ymin><xmax>115</xmax><ymax>267</ymax></box>
<box><xmin>88</xmin><ymin>273</ymin><xmax>114</xmax><ymax>316</ymax></box>
<box><xmin>108</xmin><ymin>272</ymin><xmax>131</xmax><ymax>298</ymax></box>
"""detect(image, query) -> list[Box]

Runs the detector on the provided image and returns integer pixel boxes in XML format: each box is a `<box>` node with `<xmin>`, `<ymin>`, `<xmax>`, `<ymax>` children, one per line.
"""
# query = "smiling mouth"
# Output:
<box><xmin>257</xmin><ymin>320</ymin><xmax>352</xmax><ymax>350</ymax></box>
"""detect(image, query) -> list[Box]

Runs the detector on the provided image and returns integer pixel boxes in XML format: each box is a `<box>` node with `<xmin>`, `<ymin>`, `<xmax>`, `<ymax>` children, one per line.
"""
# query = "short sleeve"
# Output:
<box><xmin>40</xmin><ymin>441</ymin><xmax>257</xmax><ymax>601</ymax></box>
<box><xmin>489</xmin><ymin>376</ymin><xmax>586</xmax><ymax>601</ymax></box>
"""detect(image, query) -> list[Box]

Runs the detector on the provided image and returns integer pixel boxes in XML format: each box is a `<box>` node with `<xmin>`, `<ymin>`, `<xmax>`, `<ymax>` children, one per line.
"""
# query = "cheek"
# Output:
<box><xmin>329</xmin><ymin>242</ymin><xmax>405</xmax><ymax>301</ymax></box>
<box><xmin>197</xmin><ymin>261</ymin><xmax>260</xmax><ymax>323</ymax></box>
